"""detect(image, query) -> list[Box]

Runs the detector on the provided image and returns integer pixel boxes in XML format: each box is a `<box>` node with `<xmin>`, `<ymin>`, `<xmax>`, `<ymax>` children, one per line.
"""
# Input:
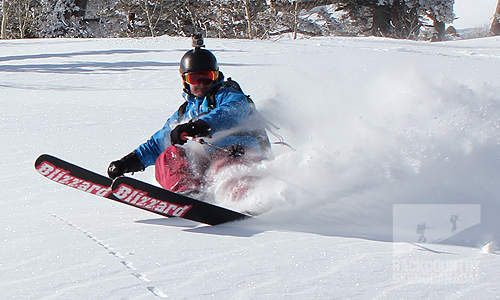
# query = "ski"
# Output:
<box><xmin>111</xmin><ymin>176</ymin><xmax>252</xmax><ymax>225</ymax></box>
<box><xmin>35</xmin><ymin>154</ymin><xmax>120</xmax><ymax>201</ymax></box>
<box><xmin>35</xmin><ymin>154</ymin><xmax>251</xmax><ymax>225</ymax></box>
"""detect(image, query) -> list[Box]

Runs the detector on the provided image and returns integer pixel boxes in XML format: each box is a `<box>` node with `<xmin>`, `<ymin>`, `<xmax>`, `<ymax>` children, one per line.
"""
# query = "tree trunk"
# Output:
<box><xmin>1</xmin><ymin>0</ymin><xmax>7</xmax><ymax>39</ymax></box>
<box><xmin>433</xmin><ymin>19</ymin><xmax>445</xmax><ymax>41</ymax></box>
<box><xmin>19</xmin><ymin>16</ymin><xmax>24</xmax><ymax>39</ymax></box>
<box><xmin>491</xmin><ymin>0</ymin><xmax>500</xmax><ymax>36</ymax></box>
<box><xmin>243</xmin><ymin>0</ymin><xmax>253</xmax><ymax>39</ymax></box>
<box><xmin>372</xmin><ymin>4</ymin><xmax>391</xmax><ymax>37</ymax></box>
<box><xmin>139</xmin><ymin>1</ymin><xmax>155</xmax><ymax>37</ymax></box>
<box><xmin>293</xmin><ymin>1</ymin><xmax>299</xmax><ymax>39</ymax></box>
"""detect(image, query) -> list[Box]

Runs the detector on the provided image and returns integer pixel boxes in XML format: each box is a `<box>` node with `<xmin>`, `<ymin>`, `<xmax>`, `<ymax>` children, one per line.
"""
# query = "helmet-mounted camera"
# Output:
<box><xmin>192</xmin><ymin>34</ymin><xmax>205</xmax><ymax>50</ymax></box>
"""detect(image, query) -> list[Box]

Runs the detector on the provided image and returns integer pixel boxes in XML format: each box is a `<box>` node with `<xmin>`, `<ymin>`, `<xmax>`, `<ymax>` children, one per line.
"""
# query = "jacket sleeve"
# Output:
<box><xmin>134</xmin><ymin>110</ymin><xmax>179</xmax><ymax>168</ymax></box>
<box><xmin>199</xmin><ymin>87</ymin><xmax>252</xmax><ymax>133</ymax></box>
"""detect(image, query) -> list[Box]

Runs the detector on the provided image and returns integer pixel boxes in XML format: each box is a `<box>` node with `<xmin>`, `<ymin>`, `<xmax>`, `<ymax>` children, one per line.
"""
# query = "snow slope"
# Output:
<box><xmin>2</xmin><ymin>35</ymin><xmax>500</xmax><ymax>299</ymax></box>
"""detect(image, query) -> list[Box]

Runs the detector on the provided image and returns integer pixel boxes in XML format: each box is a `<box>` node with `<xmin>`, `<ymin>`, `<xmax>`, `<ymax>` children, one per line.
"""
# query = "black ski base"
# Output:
<box><xmin>112</xmin><ymin>177</ymin><xmax>251</xmax><ymax>225</ymax></box>
<box><xmin>35</xmin><ymin>154</ymin><xmax>251</xmax><ymax>225</ymax></box>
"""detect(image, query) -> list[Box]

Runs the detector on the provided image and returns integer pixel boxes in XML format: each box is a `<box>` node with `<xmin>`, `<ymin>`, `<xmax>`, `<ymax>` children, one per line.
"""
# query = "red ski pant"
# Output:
<box><xmin>155</xmin><ymin>145</ymin><xmax>259</xmax><ymax>195</ymax></box>
<box><xmin>155</xmin><ymin>145</ymin><xmax>201</xmax><ymax>193</ymax></box>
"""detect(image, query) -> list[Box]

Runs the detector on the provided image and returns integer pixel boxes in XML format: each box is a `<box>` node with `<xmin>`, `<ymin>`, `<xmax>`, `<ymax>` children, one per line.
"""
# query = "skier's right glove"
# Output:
<box><xmin>107</xmin><ymin>151</ymin><xmax>144</xmax><ymax>179</ymax></box>
<box><xmin>170</xmin><ymin>119</ymin><xmax>211</xmax><ymax>146</ymax></box>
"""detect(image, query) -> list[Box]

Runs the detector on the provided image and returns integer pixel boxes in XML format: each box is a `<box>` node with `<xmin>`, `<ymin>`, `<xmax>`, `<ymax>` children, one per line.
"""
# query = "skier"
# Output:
<box><xmin>107</xmin><ymin>36</ymin><xmax>271</xmax><ymax>200</ymax></box>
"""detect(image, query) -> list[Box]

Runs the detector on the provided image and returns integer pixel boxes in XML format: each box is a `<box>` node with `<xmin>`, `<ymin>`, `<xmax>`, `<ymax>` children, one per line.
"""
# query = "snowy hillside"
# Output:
<box><xmin>2</xmin><ymin>35</ymin><xmax>500</xmax><ymax>299</ymax></box>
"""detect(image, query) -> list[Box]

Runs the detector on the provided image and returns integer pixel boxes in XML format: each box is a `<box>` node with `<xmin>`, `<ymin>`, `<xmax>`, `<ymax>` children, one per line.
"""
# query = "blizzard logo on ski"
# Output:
<box><xmin>36</xmin><ymin>161</ymin><xmax>112</xmax><ymax>197</ymax></box>
<box><xmin>113</xmin><ymin>183</ymin><xmax>192</xmax><ymax>217</ymax></box>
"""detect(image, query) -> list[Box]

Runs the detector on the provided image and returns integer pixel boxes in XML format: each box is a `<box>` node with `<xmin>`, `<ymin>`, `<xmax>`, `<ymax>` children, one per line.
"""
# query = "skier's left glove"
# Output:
<box><xmin>107</xmin><ymin>151</ymin><xmax>144</xmax><ymax>179</ymax></box>
<box><xmin>170</xmin><ymin>119</ymin><xmax>211</xmax><ymax>145</ymax></box>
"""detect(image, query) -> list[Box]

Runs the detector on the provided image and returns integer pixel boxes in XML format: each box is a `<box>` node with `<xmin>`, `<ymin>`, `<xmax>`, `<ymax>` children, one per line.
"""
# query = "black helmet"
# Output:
<box><xmin>179</xmin><ymin>48</ymin><xmax>218</xmax><ymax>74</ymax></box>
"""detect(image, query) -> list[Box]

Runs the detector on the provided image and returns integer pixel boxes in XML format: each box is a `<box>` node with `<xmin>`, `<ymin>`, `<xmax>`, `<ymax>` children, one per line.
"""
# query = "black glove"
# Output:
<box><xmin>107</xmin><ymin>151</ymin><xmax>144</xmax><ymax>179</ymax></box>
<box><xmin>170</xmin><ymin>119</ymin><xmax>211</xmax><ymax>145</ymax></box>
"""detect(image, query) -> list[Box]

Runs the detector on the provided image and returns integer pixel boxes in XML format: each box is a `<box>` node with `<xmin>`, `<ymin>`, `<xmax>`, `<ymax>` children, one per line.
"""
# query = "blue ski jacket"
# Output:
<box><xmin>135</xmin><ymin>80</ymin><xmax>269</xmax><ymax>168</ymax></box>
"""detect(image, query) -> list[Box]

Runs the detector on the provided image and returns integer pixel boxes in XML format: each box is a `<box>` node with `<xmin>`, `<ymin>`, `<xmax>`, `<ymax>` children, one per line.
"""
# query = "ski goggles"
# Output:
<box><xmin>182</xmin><ymin>70</ymin><xmax>219</xmax><ymax>85</ymax></box>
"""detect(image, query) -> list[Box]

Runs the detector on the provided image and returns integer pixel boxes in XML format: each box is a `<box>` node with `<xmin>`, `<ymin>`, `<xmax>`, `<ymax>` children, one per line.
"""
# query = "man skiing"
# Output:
<box><xmin>107</xmin><ymin>37</ymin><xmax>271</xmax><ymax>201</ymax></box>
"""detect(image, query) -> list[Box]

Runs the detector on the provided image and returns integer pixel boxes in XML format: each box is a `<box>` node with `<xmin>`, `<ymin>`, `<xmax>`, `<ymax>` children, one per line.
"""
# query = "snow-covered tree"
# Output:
<box><xmin>334</xmin><ymin>0</ymin><xmax>454</xmax><ymax>39</ymax></box>
<box><xmin>10</xmin><ymin>0</ymin><xmax>42</xmax><ymax>38</ymax></box>
<box><xmin>0</xmin><ymin>0</ymin><xmax>456</xmax><ymax>40</ymax></box>
<box><xmin>407</xmin><ymin>0</ymin><xmax>455</xmax><ymax>40</ymax></box>
<box><xmin>0</xmin><ymin>0</ymin><xmax>42</xmax><ymax>38</ymax></box>
<box><xmin>39</xmin><ymin>0</ymin><xmax>89</xmax><ymax>37</ymax></box>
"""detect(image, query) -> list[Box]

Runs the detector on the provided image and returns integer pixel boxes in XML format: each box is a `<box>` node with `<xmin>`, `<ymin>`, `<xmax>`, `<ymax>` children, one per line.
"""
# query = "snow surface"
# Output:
<box><xmin>2</xmin><ymin>35</ymin><xmax>500</xmax><ymax>299</ymax></box>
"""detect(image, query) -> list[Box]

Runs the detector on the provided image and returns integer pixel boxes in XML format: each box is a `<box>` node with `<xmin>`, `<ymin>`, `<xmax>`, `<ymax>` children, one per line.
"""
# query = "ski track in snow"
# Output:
<box><xmin>50</xmin><ymin>214</ymin><xmax>169</xmax><ymax>298</ymax></box>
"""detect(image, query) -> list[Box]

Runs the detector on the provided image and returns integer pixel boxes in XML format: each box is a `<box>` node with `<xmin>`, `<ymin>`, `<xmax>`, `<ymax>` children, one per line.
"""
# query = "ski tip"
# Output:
<box><xmin>35</xmin><ymin>154</ymin><xmax>48</xmax><ymax>167</ymax></box>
